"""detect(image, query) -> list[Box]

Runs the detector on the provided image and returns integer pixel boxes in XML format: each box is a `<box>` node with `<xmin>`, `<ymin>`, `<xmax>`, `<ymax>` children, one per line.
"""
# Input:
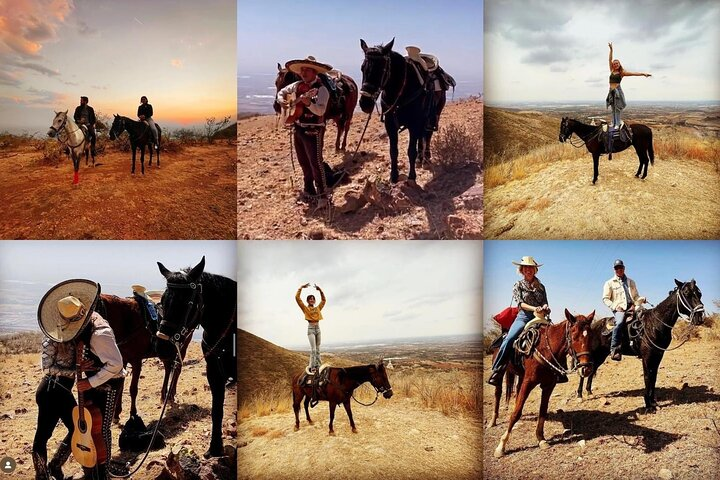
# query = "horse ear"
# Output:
<box><xmin>63</xmin><ymin>109</ymin><xmax>68</xmax><ymax>114</ymax></box>
<box><xmin>674</xmin><ymin>279</ymin><xmax>683</xmax><ymax>288</ymax></box>
<box><xmin>587</xmin><ymin>310</ymin><xmax>595</xmax><ymax>322</ymax></box>
<box><xmin>360</xmin><ymin>39</ymin><xmax>369</xmax><ymax>53</ymax></box>
<box><xmin>188</xmin><ymin>256</ymin><xmax>205</xmax><ymax>281</ymax></box>
<box><xmin>690</xmin><ymin>278</ymin><xmax>696</xmax><ymax>287</ymax></box>
<box><xmin>277</xmin><ymin>62</ymin><xmax>282</xmax><ymax>72</ymax></box>
<box><xmin>157</xmin><ymin>262</ymin><xmax>172</xmax><ymax>279</ymax></box>
<box><xmin>377</xmin><ymin>355</ymin><xmax>384</xmax><ymax>367</ymax></box>
<box><xmin>565</xmin><ymin>308</ymin><xmax>576</xmax><ymax>324</ymax></box>
<box><xmin>383</xmin><ymin>37</ymin><xmax>395</xmax><ymax>54</ymax></box>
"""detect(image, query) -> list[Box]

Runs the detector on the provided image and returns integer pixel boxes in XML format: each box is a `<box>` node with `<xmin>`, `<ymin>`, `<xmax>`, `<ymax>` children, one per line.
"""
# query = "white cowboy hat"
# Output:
<box><xmin>38</xmin><ymin>279</ymin><xmax>100</xmax><ymax>343</ymax></box>
<box><xmin>285</xmin><ymin>56</ymin><xmax>333</xmax><ymax>75</ymax></box>
<box><xmin>512</xmin><ymin>256</ymin><xmax>543</xmax><ymax>267</ymax></box>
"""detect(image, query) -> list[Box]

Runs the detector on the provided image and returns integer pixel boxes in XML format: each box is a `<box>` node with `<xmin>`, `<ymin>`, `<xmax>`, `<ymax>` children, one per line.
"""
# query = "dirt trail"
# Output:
<box><xmin>485</xmin><ymin>152</ymin><xmax>720</xmax><ymax>239</ymax></box>
<box><xmin>483</xmin><ymin>337</ymin><xmax>720</xmax><ymax>479</ymax></box>
<box><xmin>238</xmin><ymin>399</ymin><xmax>481</xmax><ymax>479</ymax></box>
<box><xmin>0</xmin><ymin>342</ymin><xmax>236</xmax><ymax>479</ymax></box>
<box><xmin>237</xmin><ymin>98</ymin><xmax>482</xmax><ymax>239</ymax></box>
<box><xmin>0</xmin><ymin>144</ymin><xmax>237</xmax><ymax>239</ymax></box>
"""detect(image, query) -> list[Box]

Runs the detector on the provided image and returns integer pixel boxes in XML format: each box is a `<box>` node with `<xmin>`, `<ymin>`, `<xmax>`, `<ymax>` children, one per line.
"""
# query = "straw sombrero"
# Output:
<box><xmin>38</xmin><ymin>279</ymin><xmax>100</xmax><ymax>343</ymax></box>
<box><xmin>512</xmin><ymin>256</ymin><xmax>543</xmax><ymax>267</ymax></box>
<box><xmin>285</xmin><ymin>56</ymin><xmax>332</xmax><ymax>75</ymax></box>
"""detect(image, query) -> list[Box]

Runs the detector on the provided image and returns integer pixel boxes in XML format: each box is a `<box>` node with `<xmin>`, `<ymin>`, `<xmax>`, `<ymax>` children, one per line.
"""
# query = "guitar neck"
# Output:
<box><xmin>76</xmin><ymin>342</ymin><xmax>85</xmax><ymax>411</ymax></box>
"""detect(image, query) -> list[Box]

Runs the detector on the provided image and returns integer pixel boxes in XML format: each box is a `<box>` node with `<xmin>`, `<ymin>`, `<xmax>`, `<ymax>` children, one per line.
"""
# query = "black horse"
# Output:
<box><xmin>576</xmin><ymin>280</ymin><xmax>704</xmax><ymax>412</ymax></box>
<box><xmin>559</xmin><ymin>117</ymin><xmax>654</xmax><ymax>184</ymax></box>
<box><xmin>291</xmin><ymin>360</ymin><xmax>393</xmax><ymax>435</ymax></box>
<box><xmin>156</xmin><ymin>256</ymin><xmax>237</xmax><ymax>458</ymax></box>
<box><xmin>359</xmin><ymin>38</ymin><xmax>435</xmax><ymax>184</ymax></box>
<box><xmin>109</xmin><ymin>115</ymin><xmax>162</xmax><ymax>174</ymax></box>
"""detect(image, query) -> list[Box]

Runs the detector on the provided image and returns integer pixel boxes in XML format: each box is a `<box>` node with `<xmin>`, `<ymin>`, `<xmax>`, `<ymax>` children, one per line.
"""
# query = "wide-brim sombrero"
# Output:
<box><xmin>512</xmin><ymin>256</ymin><xmax>543</xmax><ymax>268</ymax></box>
<box><xmin>285</xmin><ymin>56</ymin><xmax>333</xmax><ymax>75</ymax></box>
<box><xmin>38</xmin><ymin>279</ymin><xmax>100</xmax><ymax>343</ymax></box>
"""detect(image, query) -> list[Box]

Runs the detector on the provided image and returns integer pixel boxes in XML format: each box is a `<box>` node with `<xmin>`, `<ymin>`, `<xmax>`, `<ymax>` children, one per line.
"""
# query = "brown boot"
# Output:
<box><xmin>48</xmin><ymin>440</ymin><xmax>72</xmax><ymax>480</ymax></box>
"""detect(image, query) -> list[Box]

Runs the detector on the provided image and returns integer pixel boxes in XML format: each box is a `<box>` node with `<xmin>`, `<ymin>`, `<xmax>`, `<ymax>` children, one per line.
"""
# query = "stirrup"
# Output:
<box><xmin>305</xmin><ymin>366</ymin><xmax>315</xmax><ymax>375</ymax></box>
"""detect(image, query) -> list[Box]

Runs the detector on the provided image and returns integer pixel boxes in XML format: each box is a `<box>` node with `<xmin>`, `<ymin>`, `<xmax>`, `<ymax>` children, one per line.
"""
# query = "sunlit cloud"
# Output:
<box><xmin>171</xmin><ymin>59</ymin><xmax>183</xmax><ymax>68</ymax></box>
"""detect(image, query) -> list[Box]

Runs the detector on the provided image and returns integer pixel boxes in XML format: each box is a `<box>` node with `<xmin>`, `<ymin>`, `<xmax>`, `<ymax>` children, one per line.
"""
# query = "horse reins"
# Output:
<box><xmin>532</xmin><ymin>321</ymin><xmax>593</xmax><ymax>376</ymax></box>
<box><xmin>159</xmin><ymin>281</ymin><xmax>205</xmax><ymax>345</ymax></box>
<box><xmin>639</xmin><ymin>285</ymin><xmax>704</xmax><ymax>352</ymax></box>
<box><xmin>50</xmin><ymin>114</ymin><xmax>86</xmax><ymax>149</ymax></box>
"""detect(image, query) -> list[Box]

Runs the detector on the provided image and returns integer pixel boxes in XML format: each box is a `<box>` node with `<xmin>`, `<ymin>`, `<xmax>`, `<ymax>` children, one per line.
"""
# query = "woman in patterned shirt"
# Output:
<box><xmin>488</xmin><ymin>256</ymin><xmax>552</xmax><ymax>386</ymax></box>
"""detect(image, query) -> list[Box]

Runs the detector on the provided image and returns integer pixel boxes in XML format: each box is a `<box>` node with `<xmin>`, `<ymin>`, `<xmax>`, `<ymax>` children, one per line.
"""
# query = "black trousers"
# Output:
<box><xmin>33</xmin><ymin>375</ymin><xmax>76</xmax><ymax>458</ymax></box>
<box><xmin>294</xmin><ymin>126</ymin><xmax>327</xmax><ymax>196</ymax></box>
<box><xmin>84</xmin><ymin>378</ymin><xmax>123</xmax><ymax>466</ymax></box>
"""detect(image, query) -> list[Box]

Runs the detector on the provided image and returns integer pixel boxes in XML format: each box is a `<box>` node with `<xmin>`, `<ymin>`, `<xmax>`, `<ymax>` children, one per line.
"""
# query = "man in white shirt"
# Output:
<box><xmin>602</xmin><ymin>260</ymin><xmax>645</xmax><ymax>361</ymax></box>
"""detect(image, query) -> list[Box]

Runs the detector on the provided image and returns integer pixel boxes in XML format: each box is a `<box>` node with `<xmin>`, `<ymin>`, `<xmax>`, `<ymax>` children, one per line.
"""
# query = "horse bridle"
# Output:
<box><xmin>157</xmin><ymin>281</ymin><xmax>204</xmax><ymax>345</ymax></box>
<box><xmin>534</xmin><ymin>321</ymin><xmax>593</xmax><ymax>376</ymax></box>
<box><xmin>49</xmin><ymin>114</ymin><xmax>85</xmax><ymax>149</ymax></box>
<box><xmin>360</xmin><ymin>50</ymin><xmax>407</xmax><ymax>115</ymax></box>
<box><xmin>110</xmin><ymin>117</ymin><xmax>125</xmax><ymax>140</ymax></box>
<box><xmin>675</xmin><ymin>283</ymin><xmax>704</xmax><ymax>324</ymax></box>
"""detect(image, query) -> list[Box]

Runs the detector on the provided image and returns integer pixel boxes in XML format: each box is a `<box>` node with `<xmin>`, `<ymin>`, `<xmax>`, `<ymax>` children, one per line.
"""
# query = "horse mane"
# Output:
<box><xmin>640</xmin><ymin>288</ymin><xmax>677</xmax><ymax>337</ymax></box>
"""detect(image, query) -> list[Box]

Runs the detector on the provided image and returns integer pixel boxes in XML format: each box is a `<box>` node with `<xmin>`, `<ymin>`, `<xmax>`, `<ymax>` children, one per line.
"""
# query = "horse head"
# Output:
<box><xmin>359</xmin><ymin>37</ymin><xmax>395</xmax><ymax>114</ymax></box>
<box><xmin>109</xmin><ymin>114</ymin><xmax>125</xmax><ymax>140</ymax></box>
<box><xmin>48</xmin><ymin>110</ymin><xmax>68</xmax><ymax>138</ymax></box>
<box><xmin>559</xmin><ymin>117</ymin><xmax>573</xmax><ymax>143</ymax></box>
<box><xmin>156</xmin><ymin>256</ymin><xmax>206</xmax><ymax>344</ymax></box>
<box><xmin>674</xmin><ymin>279</ymin><xmax>705</xmax><ymax>325</ymax></box>
<box><xmin>369</xmin><ymin>357</ymin><xmax>393</xmax><ymax>399</ymax></box>
<box><xmin>565</xmin><ymin>308</ymin><xmax>595</xmax><ymax>378</ymax></box>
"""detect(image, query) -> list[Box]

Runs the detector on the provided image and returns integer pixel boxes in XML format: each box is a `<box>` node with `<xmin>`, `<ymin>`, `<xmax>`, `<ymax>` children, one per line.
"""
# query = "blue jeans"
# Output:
<box><xmin>307</xmin><ymin>323</ymin><xmax>321</xmax><ymax>369</ymax></box>
<box><xmin>610</xmin><ymin>310</ymin><xmax>626</xmax><ymax>350</ymax></box>
<box><xmin>492</xmin><ymin>309</ymin><xmax>532</xmax><ymax>371</ymax></box>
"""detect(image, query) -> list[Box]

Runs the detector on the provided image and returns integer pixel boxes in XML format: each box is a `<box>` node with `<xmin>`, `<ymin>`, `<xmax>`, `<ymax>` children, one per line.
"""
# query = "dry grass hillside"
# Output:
<box><xmin>484</xmin><ymin>106</ymin><xmax>720</xmax><ymax>239</ymax></box>
<box><xmin>237</xmin><ymin>330</ymin><xmax>481</xmax><ymax>479</ymax></box>
<box><xmin>0</xmin><ymin>334</ymin><xmax>236</xmax><ymax>479</ymax></box>
<box><xmin>0</xmin><ymin>132</ymin><xmax>236</xmax><ymax>239</ymax></box>
<box><xmin>483</xmin><ymin>327</ymin><xmax>720</xmax><ymax>479</ymax></box>
<box><xmin>237</xmin><ymin>98</ymin><xmax>483</xmax><ymax>240</ymax></box>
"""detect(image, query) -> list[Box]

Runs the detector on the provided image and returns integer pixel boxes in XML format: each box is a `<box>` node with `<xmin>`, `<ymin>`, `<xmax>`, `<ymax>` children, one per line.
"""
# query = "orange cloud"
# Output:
<box><xmin>170</xmin><ymin>59</ymin><xmax>184</xmax><ymax>68</ymax></box>
<box><xmin>0</xmin><ymin>0</ymin><xmax>72</xmax><ymax>57</ymax></box>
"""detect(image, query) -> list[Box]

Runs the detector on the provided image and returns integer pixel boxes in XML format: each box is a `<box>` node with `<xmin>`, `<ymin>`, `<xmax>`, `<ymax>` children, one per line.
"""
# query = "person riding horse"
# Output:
<box><xmin>34</xmin><ymin>280</ymin><xmax>125</xmax><ymax>480</ymax></box>
<box><xmin>602</xmin><ymin>259</ymin><xmax>646</xmax><ymax>361</ymax></box>
<box><xmin>73</xmin><ymin>96</ymin><xmax>97</xmax><ymax>156</ymax></box>
<box><xmin>137</xmin><ymin>96</ymin><xmax>159</xmax><ymax>150</ymax></box>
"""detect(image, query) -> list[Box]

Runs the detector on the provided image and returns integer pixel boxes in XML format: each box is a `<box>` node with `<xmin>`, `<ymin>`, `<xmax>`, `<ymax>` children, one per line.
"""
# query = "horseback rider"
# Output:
<box><xmin>277</xmin><ymin>56</ymin><xmax>338</xmax><ymax>205</ymax></box>
<box><xmin>602</xmin><ymin>259</ymin><xmax>646</xmax><ymax>361</ymax></box>
<box><xmin>606</xmin><ymin>43</ymin><xmax>651</xmax><ymax>151</ymax></box>
<box><xmin>34</xmin><ymin>280</ymin><xmax>125</xmax><ymax>480</ymax></box>
<box><xmin>137</xmin><ymin>96</ymin><xmax>159</xmax><ymax>150</ymax></box>
<box><xmin>488</xmin><ymin>257</ymin><xmax>562</xmax><ymax>386</ymax></box>
<box><xmin>296</xmin><ymin>283</ymin><xmax>326</xmax><ymax>375</ymax></box>
<box><xmin>73</xmin><ymin>96</ymin><xmax>97</xmax><ymax>156</ymax></box>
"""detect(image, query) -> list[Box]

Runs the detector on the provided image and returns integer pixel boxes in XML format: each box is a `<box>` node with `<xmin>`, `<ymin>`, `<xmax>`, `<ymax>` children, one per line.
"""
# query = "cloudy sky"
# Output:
<box><xmin>483</xmin><ymin>241</ymin><xmax>720</xmax><ymax>330</ymax></box>
<box><xmin>0</xmin><ymin>0</ymin><xmax>236</xmax><ymax>132</ymax></box>
<box><xmin>238</xmin><ymin>241</ymin><xmax>482</xmax><ymax>348</ymax></box>
<box><xmin>485</xmin><ymin>0</ymin><xmax>720</xmax><ymax>104</ymax></box>
<box><xmin>0</xmin><ymin>241</ymin><xmax>236</xmax><ymax>333</ymax></box>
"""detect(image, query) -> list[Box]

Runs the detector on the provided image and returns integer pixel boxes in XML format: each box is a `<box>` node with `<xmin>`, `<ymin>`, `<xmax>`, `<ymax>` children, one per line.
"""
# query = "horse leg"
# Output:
<box><xmin>407</xmin><ymin>128</ymin><xmax>420</xmax><ymax>182</ymax></box>
<box><xmin>140</xmin><ymin>146</ymin><xmax>145</xmax><ymax>175</ymax></box>
<box><xmin>491</xmin><ymin>375</ymin><xmax>502</xmax><ymax>427</ymax></box>
<box><xmin>113</xmin><ymin>376</ymin><xmax>124</xmax><ymax>422</ymax></box>
<box><xmin>131</xmin><ymin>145</ymin><xmax>136</xmax><ymax>174</ymax></box>
<box><xmin>424</xmin><ymin>130</ymin><xmax>433</xmax><ymax>162</ymax></box>
<box><xmin>536</xmin><ymin>383</ymin><xmax>553</xmax><ymax>449</ymax></box>
<box><xmin>342</xmin><ymin>117</ymin><xmax>351</xmax><ymax>151</ymax></box>
<box><xmin>342</xmin><ymin>399</ymin><xmax>357</xmax><ymax>433</ymax></box>
<box><xmin>72</xmin><ymin>155</ymin><xmax>80</xmax><ymax>185</ymax></box>
<box><xmin>642</xmin><ymin>352</ymin><xmax>663</xmax><ymax>413</ymax></box>
<box><xmin>495</xmin><ymin>379</ymin><xmax>535</xmax><ymax>458</ymax></box>
<box><xmin>292</xmin><ymin>387</ymin><xmax>301</xmax><ymax>431</ymax></box>
<box><xmin>303</xmin><ymin>396</ymin><xmax>313</xmax><ymax>425</ymax></box>
<box><xmin>168</xmin><ymin>361</ymin><xmax>182</xmax><ymax>404</ymax></box>
<box><xmin>592</xmin><ymin>152</ymin><xmax>599</xmax><ymax>184</ymax></box>
<box><xmin>335</xmin><ymin>122</ymin><xmax>342</xmax><ymax>152</ymax></box>
<box><xmin>577</xmin><ymin>376</ymin><xmax>585</xmax><ymax>399</ymax></box>
<box><xmin>586</xmin><ymin>370</ymin><xmax>595</xmax><ymax>396</ymax></box>
<box><xmin>633</xmin><ymin>143</ymin><xmax>648</xmax><ymax>179</ymax></box>
<box><xmin>129</xmin><ymin>360</ymin><xmax>141</xmax><ymax>418</ymax></box>
<box><xmin>204</xmin><ymin>360</ymin><xmax>226</xmax><ymax>458</ymax></box>
<box><xmin>387</xmin><ymin>121</ymin><xmax>400</xmax><ymax>183</ymax></box>
<box><xmin>328</xmin><ymin>402</ymin><xmax>337</xmax><ymax>436</ymax></box>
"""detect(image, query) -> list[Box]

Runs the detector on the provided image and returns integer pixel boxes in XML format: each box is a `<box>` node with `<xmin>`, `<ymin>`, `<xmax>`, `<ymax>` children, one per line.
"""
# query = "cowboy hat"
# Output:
<box><xmin>38</xmin><ymin>279</ymin><xmax>100</xmax><ymax>343</ymax></box>
<box><xmin>512</xmin><ymin>256</ymin><xmax>543</xmax><ymax>267</ymax></box>
<box><xmin>132</xmin><ymin>284</ymin><xmax>149</xmax><ymax>298</ymax></box>
<box><xmin>285</xmin><ymin>56</ymin><xmax>332</xmax><ymax>75</ymax></box>
<box><xmin>405</xmin><ymin>46</ymin><xmax>428</xmax><ymax>70</ymax></box>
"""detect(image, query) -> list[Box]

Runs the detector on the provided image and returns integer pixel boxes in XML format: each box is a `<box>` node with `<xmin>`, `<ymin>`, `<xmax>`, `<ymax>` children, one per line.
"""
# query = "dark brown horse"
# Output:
<box><xmin>492</xmin><ymin>309</ymin><xmax>595</xmax><ymax>457</ymax></box>
<box><xmin>109</xmin><ymin>115</ymin><xmax>162</xmax><ymax>174</ymax></box>
<box><xmin>559</xmin><ymin>117</ymin><xmax>654</xmax><ymax>184</ymax></box>
<box><xmin>576</xmin><ymin>280</ymin><xmax>705</xmax><ymax>412</ymax></box>
<box><xmin>292</xmin><ymin>360</ymin><xmax>393</xmax><ymax>435</ymax></box>
<box><xmin>273</xmin><ymin>64</ymin><xmax>359</xmax><ymax>151</ymax></box>
<box><xmin>98</xmin><ymin>294</ymin><xmax>190</xmax><ymax>421</ymax></box>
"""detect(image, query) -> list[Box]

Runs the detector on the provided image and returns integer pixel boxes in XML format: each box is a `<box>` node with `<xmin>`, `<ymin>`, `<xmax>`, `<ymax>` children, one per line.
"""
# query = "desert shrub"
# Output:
<box><xmin>433</xmin><ymin>123</ymin><xmax>482</xmax><ymax>169</ymax></box>
<box><xmin>171</xmin><ymin>128</ymin><xmax>203</xmax><ymax>146</ymax></box>
<box><xmin>0</xmin><ymin>331</ymin><xmax>43</xmax><ymax>355</ymax></box>
<box><xmin>483</xmin><ymin>323</ymin><xmax>502</xmax><ymax>354</ymax></box>
<box><xmin>238</xmin><ymin>383</ymin><xmax>292</xmax><ymax>419</ymax></box>
<box><xmin>36</xmin><ymin>138</ymin><xmax>67</xmax><ymax>166</ymax></box>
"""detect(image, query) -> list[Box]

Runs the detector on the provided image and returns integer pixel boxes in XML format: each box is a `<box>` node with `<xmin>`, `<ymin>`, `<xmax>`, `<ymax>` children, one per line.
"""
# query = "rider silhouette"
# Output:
<box><xmin>73</xmin><ymin>96</ymin><xmax>96</xmax><ymax>155</ymax></box>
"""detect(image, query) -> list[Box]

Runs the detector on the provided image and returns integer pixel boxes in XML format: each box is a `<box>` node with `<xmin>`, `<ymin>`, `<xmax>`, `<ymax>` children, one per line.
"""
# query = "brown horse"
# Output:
<box><xmin>98</xmin><ymin>294</ymin><xmax>191</xmax><ymax>421</ymax></box>
<box><xmin>273</xmin><ymin>64</ymin><xmax>359</xmax><ymax>151</ymax></box>
<box><xmin>493</xmin><ymin>309</ymin><xmax>595</xmax><ymax>458</ymax></box>
<box><xmin>292</xmin><ymin>360</ymin><xmax>393</xmax><ymax>435</ymax></box>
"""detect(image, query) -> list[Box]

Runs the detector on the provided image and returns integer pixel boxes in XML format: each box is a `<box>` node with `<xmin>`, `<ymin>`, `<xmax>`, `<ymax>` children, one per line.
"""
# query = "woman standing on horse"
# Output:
<box><xmin>488</xmin><ymin>256</ymin><xmax>556</xmax><ymax>386</ymax></box>
<box><xmin>295</xmin><ymin>283</ymin><xmax>326</xmax><ymax>375</ymax></box>
<box><xmin>607</xmin><ymin>42</ymin><xmax>651</xmax><ymax>129</ymax></box>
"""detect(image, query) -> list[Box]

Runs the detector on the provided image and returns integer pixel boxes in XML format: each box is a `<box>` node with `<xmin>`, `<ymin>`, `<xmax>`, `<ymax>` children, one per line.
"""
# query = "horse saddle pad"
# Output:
<box><xmin>601</xmin><ymin>123</ymin><xmax>633</xmax><ymax>143</ymax></box>
<box><xmin>132</xmin><ymin>292</ymin><xmax>160</xmax><ymax>329</ymax></box>
<box><xmin>299</xmin><ymin>363</ymin><xmax>332</xmax><ymax>386</ymax></box>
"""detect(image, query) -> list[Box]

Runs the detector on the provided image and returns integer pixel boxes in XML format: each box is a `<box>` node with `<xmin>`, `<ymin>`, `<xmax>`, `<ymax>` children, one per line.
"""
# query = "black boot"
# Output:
<box><xmin>48</xmin><ymin>440</ymin><xmax>72</xmax><ymax>480</ymax></box>
<box><xmin>82</xmin><ymin>464</ymin><xmax>108</xmax><ymax>480</ymax></box>
<box><xmin>32</xmin><ymin>452</ymin><xmax>49</xmax><ymax>480</ymax></box>
<box><xmin>611</xmin><ymin>348</ymin><xmax>622</xmax><ymax>361</ymax></box>
<box><xmin>487</xmin><ymin>368</ymin><xmax>505</xmax><ymax>386</ymax></box>
<box><xmin>556</xmin><ymin>372</ymin><xmax>569</xmax><ymax>384</ymax></box>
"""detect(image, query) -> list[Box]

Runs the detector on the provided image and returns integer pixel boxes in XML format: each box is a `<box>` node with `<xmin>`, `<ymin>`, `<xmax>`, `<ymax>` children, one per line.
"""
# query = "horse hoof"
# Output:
<box><xmin>539</xmin><ymin>440</ymin><xmax>550</xmax><ymax>450</ymax></box>
<box><xmin>294</xmin><ymin>425</ymin><xmax>299</xmax><ymax>432</ymax></box>
<box><xmin>493</xmin><ymin>446</ymin><xmax>504</xmax><ymax>458</ymax></box>
<box><xmin>203</xmin><ymin>448</ymin><xmax>223</xmax><ymax>459</ymax></box>
<box><xmin>351</xmin><ymin>427</ymin><xmax>358</xmax><ymax>434</ymax></box>
<box><xmin>328</xmin><ymin>431</ymin><xmax>336</xmax><ymax>436</ymax></box>
<box><xmin>307</xmin><ymin>420</ymin><xmax>314</xmax><ymax>425</ymax></box>
<box><xmin>576</xmin><ymin>397</ymin><xmax>583</xmax><ymax>403</ymax></box>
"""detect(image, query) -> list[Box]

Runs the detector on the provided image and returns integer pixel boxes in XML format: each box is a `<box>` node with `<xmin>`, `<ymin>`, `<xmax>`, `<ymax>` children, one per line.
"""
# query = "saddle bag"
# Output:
<box><xmin>493</xmin><ymin>307</ymin><xmax>519</xmax><ymax>330</ymax></box>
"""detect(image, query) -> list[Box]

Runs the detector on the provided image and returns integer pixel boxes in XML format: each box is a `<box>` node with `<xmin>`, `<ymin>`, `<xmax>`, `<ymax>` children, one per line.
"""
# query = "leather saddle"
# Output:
<box><xmin>601</xmin><ymin>309</ymin><xmax>643</xmax><ymax>337</ymax></box>
<box><xmin>600</xmin><ymin>122</ymin><xmax>633</xmax><ymax>148</ymax></box>
<box><xmin>299</xmin><ymin>363</ymin><xmax>331</xmax><ymax>387</ymax></box>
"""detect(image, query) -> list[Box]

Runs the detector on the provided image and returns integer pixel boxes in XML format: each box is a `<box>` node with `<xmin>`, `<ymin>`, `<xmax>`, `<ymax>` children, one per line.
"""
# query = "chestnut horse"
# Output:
<box><xmin>292</xmin><ymin>361</ymin><xmax>393</xmax><ymax>435</ymax></box>
<box><xmin>493</xmin><ymin>309</ymin><xmax>595</xmax><ymax>458</ymax></box>
<box><xmin>273</xmin><ymin>64</ymin><xmax>358</xmax><ymax>151</ymax></box>
<box><xmin>98</xmin><ymin>294</ymin><xmax>191</xmax><ymax>421</ymax></box>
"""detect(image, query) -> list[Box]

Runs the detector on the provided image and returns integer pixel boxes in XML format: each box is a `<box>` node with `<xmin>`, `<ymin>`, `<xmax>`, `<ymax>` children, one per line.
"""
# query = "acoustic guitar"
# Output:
<box><xmin>283</xmin><ymin>84</ymin><xmax>319</xmax><ymax>127</ymax></box>
<box><xmin>71</xmin><ymin>342</ymin><xmax>105</xmax><ymax>468</ymax></box>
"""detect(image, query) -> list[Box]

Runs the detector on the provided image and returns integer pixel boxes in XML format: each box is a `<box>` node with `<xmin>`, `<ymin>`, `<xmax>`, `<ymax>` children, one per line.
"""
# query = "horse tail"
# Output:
<box><xmin>504</xmin><ymin>371</ymin><xmax>515</xmax><ymax>405</ymax></box>
<box><xmin>648</xmin><ymin>130</ymin><xmax>654</xmax><ymax>165</ymax></box>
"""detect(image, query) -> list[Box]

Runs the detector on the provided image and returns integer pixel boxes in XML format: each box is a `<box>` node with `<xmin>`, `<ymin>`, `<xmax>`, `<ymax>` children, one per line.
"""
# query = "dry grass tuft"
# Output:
<box><xmin>485</xmin><ymin>143</ymin><xmax>576</xmax><ymax>188</ymax></box>
<box><xmin>433</xmin><ymin>123</ymin><xmax>482</xmax><ymax>169</ymax></box>
<box><xmin>507</xmin><ymin>199</ymin><xmax>529</xmax><ymax>213</ymax></box>
<box><xmin>251</xmin><ymin>427</ymin><xmax>269</xmax><ymax>437</ymax></box>
<box><xmin>0</xmin><ymin>331</ymin><xmax>43</xmax><ymax>355</ymax></box>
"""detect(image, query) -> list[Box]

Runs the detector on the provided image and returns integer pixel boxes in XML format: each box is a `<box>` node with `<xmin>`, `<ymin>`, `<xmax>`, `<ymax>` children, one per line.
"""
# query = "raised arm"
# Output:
<box><xmin>316</xmin><ymin>285</ymin><xmax>326</xmax><ymax>310</ymax></box>
<box><xmin>608</xmin><ymin>42</ymin><xmax>613</xmax><ymax>72</ymax></box>
<box><xmin>622</xmin><ymin>71</ymin><xmax>651</xmax><ymax>77</ymax></box>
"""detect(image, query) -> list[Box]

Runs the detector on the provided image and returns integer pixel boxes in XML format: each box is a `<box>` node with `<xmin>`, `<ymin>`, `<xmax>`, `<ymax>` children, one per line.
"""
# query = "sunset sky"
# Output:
<box><xmin>0</xmin><ymin>0</ymin><xmax>236</xmax><ymax>132</ymax></box>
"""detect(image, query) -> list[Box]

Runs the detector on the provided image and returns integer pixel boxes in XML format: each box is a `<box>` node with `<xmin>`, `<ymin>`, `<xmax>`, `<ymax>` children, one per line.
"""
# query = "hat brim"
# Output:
<box><xmin>38</xmin><ymin>279</ymin><xmax>100</xmax><ymax>343</ymax></box>
<box><xmin>512</xmin><ymin>261</ymin><xmax>543</xmax><ymax>267</ymax></box>
<box><xmin>286</xmin><ymin>60</ymin><xmax>332</xmax><ymax>75</ymax></box>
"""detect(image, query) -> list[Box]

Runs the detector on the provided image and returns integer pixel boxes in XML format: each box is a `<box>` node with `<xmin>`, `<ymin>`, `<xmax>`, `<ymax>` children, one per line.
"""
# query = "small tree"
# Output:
<box><xmin>204</xmin><ymin>116</ymin><xmax>231</xmax><ymax>144</ymax></box>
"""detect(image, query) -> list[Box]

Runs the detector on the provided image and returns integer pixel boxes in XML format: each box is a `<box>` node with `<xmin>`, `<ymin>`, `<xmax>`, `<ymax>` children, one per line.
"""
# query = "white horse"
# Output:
<box><xmin>47</xmin><ymin>110</ymin><xmax>94</xmax><ymax>184</ymax></box>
